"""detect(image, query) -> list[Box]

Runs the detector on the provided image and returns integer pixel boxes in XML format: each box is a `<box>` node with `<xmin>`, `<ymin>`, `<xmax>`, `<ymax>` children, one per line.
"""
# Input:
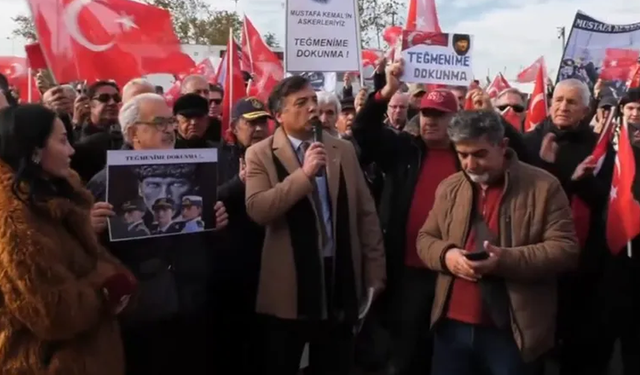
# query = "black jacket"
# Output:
<box><xmin>216</xmin><ymin>143</ymin><xmax>264</xmax><ymax>309</ymax></box>
<box><xmin>352</xmin><ymin>93</ymin><xmax>537</xmax><ymax>285</ymax></box>
<box><xmin>87</xmin><ymin>167</ymin><xmax>219</xmax><ymax>326</ymax></box>
<box><xmin>71</xmin><ymin>124</ymin><xmax>123</xmax><ymax>183</ymax></box>
<box><xmin>351</xmin><ymin>94</ymin><xmax>450</xmax><ymax>288</ymax></box>
<box><xmin>175</xmin><ymin>134</ymin><xmax>218</xmax><ymax>150</ymax></box>
<box><xmin>523</xmin><ymin>118</ymin><xmax>614</xmax><ymax>271</ymax></box>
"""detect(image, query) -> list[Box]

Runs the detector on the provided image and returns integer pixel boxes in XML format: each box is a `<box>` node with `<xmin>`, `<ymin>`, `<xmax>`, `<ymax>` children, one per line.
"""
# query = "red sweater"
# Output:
<box><xmin>446</xmin><ymin>184</ymin><xmax>503</xmax><ymax>325</ymax></box>
<box><xmin>405</xmin><ymin>149</ymin><xmax>458</xmax><ymax>268</ymax></box>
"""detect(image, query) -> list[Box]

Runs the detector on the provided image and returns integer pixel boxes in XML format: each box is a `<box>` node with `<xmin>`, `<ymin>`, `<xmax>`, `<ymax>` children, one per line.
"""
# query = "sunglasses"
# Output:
<box><xmin>210</xmin><ymin>98</ymin><xmax>222</xmax><ymax>105</ymax></box>
<box><xmin>93</xmin><ymin>93</ymin><xmax>121</xmax><ymax>104</ymax></box>
<box><xmin>497</xmin><ymin>104</ymin><xmax>525</xmax><ymax>113</ymax></box>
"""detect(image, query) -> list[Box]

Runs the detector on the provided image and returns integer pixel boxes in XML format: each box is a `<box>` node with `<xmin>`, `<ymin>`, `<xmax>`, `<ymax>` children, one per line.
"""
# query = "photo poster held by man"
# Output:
<box><xmin>105</xmin><ymin>148</ymin><xmax>218</xmax><ymax>242</ymax></box>
<box><xmin>558</xmin><ymin>11</ymin><xmax>640</xmax><ymax>96</ymax></box>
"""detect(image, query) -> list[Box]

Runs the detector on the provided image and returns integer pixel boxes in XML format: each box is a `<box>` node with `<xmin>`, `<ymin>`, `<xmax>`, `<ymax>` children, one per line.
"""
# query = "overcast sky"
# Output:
<box><xmin>2</xmin><ymin>0</ymin><xmax>640</xmax><ymax>83</ymax></box>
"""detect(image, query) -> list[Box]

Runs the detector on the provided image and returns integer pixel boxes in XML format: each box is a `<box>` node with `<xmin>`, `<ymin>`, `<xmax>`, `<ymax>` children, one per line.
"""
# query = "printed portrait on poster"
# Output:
<box><xmin>105</xmin><ymin>148</ymin><xmax>218</xmax><ymax>242</ymax></box>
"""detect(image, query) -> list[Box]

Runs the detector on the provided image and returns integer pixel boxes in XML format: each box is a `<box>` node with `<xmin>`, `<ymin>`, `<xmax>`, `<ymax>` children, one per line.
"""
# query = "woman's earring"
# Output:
<box><xmin>31</xmin><ymin>152</ymin><xmax>41</xmax><ymax>165</ymax></box>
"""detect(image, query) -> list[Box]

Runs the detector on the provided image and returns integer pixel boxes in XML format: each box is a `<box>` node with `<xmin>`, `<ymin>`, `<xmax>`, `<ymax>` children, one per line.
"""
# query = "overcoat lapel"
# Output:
<box><xmin>325</xmin><ymin>135</ymin><xmax>341</xmax><ymax>235</ymax></box>
<box><xmin>272</xmin><ymin>127</ymin><xmax>302</xmax><ymax>176</ymax></box>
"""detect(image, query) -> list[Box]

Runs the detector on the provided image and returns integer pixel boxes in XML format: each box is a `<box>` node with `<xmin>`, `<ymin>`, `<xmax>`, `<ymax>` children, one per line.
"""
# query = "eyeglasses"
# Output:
<box><xmin>93</xmin><ymin>93</ymin><xmax>121</xmax><ymax>104</ymax></box>
<box><xmin>497</xmin><ymin>104</ymin><xmax>525</xmax><ymax>113</ymax></box>
<box><xmin>210</xmin><ymin>98</ymin><xmax>222</xmax><ymax>105</ymax></box>
<box><xmin>136</xmin><ymin>117</ymin><xmax>177</xmax><ymax>129</ymax></box>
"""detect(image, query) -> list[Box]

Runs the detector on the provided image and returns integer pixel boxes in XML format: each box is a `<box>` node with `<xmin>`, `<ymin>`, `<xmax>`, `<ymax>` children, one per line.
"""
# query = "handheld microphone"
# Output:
<box><xmin>310</xmin><ymin>117</ymin><xmax>325</xmax><ymax>177</ymax></box>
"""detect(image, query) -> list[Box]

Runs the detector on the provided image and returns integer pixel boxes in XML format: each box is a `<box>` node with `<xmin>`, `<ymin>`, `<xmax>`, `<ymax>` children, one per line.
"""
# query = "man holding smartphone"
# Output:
<box><xmin>417</xmin><ymin>110</ymin><xmax>579</xmax><ymax>375</ymax></box>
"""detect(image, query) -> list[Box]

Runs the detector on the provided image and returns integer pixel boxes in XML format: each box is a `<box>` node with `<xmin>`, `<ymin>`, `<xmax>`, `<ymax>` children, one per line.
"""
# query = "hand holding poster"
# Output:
<box><xmin>286</xmin><ymin>0</ymin><xmax>361</xmax><ymax>73</ymax></box>
<box><xmin>400</xmin><ymin>30</ymin><xmax>474</xmax><ymax>86</ymax></box>
<box><xmin>106</xmin><ymin>148</ymin><xmax>218</xmax><ymax>242</ymax></box>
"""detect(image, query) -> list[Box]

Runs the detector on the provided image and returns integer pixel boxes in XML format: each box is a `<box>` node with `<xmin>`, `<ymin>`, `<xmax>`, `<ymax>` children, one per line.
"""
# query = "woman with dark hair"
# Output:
<box><xmin>0</xmin><ymin>104</ymin><xmax>136</xmax><ymax>375</ymax></box>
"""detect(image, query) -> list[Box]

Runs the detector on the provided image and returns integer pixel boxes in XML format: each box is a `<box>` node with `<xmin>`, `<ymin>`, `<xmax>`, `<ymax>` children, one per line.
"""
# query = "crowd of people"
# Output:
<box><xmin>0</xmin><ymin>54</ymin><xmax>637</xmax><ymax>375</ymax></box>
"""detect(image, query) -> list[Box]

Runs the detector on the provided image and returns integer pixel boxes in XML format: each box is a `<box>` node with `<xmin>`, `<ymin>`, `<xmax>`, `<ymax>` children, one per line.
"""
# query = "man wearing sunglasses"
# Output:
<box><xmin>209</xmin><ymin>84</ymin><xmax>223</xmax><ymax>119</ymax></box>
<box><xmin>71</xmin><ymin>80</ymin><xmax>124</xmax><ymax>181</ymax></box>
<box><xmin>494</xmin><ymin>88</ymin><xmax>527</xmax><ymax>127</ymax></box>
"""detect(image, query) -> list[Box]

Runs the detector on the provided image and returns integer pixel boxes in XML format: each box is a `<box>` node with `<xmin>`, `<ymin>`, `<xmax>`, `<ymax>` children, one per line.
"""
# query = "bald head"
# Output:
<box><xmin>387</xmin><ymin>92</ymin><xmax>409</xmax><ymax>129</ymax></box>
<box><xmin>122</xmin><ymin>78</ymin><xmax>155</xmax><ymax>104</ymax></box>
<box><xmin>181</xmin><ymin>74</ymin><xmax>209</xmax><ymax>99</ymax></box>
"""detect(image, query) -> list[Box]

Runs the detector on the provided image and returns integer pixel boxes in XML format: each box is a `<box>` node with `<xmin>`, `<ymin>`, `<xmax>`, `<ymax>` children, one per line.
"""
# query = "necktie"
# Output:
<box><xmin>299</xmin><ymin>141</ymin><xmax>330</xmax><ymax>250</ymax></box>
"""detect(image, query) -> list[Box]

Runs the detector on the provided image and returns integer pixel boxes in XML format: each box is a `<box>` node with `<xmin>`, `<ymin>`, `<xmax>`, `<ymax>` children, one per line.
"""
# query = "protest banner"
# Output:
<box><xmin>558</xmin><ymin>11</ymin><xmax>640</xmax><ymax>95</ymax></box>
<box><xmin>399</xmin><ymin>30</ymin><xmax>474</xmax><ymax>86</ymax></box>
<box><xmin>285</xmin><ymin>0</ymin><xmax>361</xmax><ymax>73</ymax></box>
<box><xmin>105</xmin><ymin>148</ymin><xmax>218</xmax><ymax>242</ymax></box>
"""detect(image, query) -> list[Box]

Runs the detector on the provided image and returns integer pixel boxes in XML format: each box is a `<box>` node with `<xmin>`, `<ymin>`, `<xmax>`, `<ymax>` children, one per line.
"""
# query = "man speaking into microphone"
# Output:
<box><xmin>244</xmin><ymin>75</ymin><xmax>386</xmax><ymax>375</ymax></box>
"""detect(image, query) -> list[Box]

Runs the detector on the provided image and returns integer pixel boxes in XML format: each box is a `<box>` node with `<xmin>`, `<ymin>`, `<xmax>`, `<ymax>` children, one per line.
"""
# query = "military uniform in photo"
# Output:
<box><xmin>120</xmin><ymin>199</ymin><xmax>151</xmax><ymax>238</ymax></box>
<box><xmin>180</xmin><ymin>195</ymin><xmax>205</xmax><ymax>233</ymax></box>
<box><xmin>150</xmin><ymin>197</ymin><xmax>185</xmax><ymax>235</ymax></box>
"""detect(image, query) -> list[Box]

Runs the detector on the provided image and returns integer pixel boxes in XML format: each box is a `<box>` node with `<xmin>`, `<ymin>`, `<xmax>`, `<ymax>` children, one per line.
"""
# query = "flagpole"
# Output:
<box><xmin>243</xmin><ymin>15</ymin><xmax>255</xmax><ymax>95</ymax></box>
<box><xmin>27</xmin><ymin>68</ymin><xmax>32</xmax><ymax>103</ymax></box>
<box><xmin>352</xmin><ymin>0</ymin><xmax>365</xmax><ymax>88</ymax></box>
<box><xmin>228</xmin><ymin>27</ymin><xmax>234</xmax><ymax>122</ymax></box>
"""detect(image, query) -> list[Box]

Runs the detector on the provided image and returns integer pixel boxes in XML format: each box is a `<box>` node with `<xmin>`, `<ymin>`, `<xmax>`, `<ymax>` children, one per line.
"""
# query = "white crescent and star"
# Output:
<box><xmin>530</xmin><ymin>92</ymin><xmax>544</xmax><ymax>112</ymax></box>
<box><xmin>406</xmin><ymin>31</ymin><xmax>421</xmax><ymax>47</ymax></box>
<box><xmin>63</xmin><ymin>0</ymin><xmax>139</xmax><ymax>52</ymax></box>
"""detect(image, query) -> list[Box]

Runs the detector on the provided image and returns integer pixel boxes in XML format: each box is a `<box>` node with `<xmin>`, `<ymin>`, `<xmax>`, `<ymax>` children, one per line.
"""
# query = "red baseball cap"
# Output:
<box><xmin>420</xmin><ymin>89</ymin><xmax>459</xmax><ymax>113</ymax></box>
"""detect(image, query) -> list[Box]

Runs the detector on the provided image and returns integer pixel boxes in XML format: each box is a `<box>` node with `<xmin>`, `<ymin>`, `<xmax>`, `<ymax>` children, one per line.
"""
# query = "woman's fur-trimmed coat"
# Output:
<box><xmin>0</xmin><ymin>162</ymin><xmax>128</xmax><ymax>375</ymax></box>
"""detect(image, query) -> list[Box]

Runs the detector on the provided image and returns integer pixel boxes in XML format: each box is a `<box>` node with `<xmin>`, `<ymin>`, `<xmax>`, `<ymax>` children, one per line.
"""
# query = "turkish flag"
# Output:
<box><xmin>383</xmin><ymin>26</ymin><xmax>402</xmax><ymax>47</ymax></box>
<box><xmin>627</xmin><ymin>63</ymin><xmax>640</xmax><ymax>89</ymax></box>
<box><xmin>0</xmin><ymin>57</ymin><xmax>40</xmax><ymax>103</ymax></box>
<box><xmin>486</xmin><ymin>73</ymin><xmax>511</xmax><ymax>99</ymax></box>
<box><xmin>221</xmin><ymin>34</ymin><xmax>246</xmax><ymax>140</ymax></box>
<box><xmin>600</xmin><ymin>48</ymin><xmax>639</xmax><ymax>81</ymax></box>
<box><xmin>27</xmin><ymin>0</ymin><xmax>194</xmax><ymax>86</ymax></box>
<box><xmin>516</xmin><ymin>56</ymin><xmax>545</xmax><ymax>83</ymax></box>
<box><xmin>501</xmin><ymin>107</ymin><xmax>521</xmax><ymax>131</ymax></box>
<box><xmin>401</xmin><ymin>30</ymin><xmax>448</xmax><ymax>50</ymax></box>
<box><xmin>607</xmin><ymin>124</ymin><xmax>640</xmax><ymax>254</ymax></box>
<box><xmin>524</xmin><ymin>65</ymin><xmax>547</xmax><ymax>132</ymax></box>
<box><xmin>242</xmin><ymin>16</ymin><xmax>284</xmax><ymax>104</ymax></box>
<box><xmin>362</xmin><ymin>49</ymin><xmax>381</xmax><ymax>68</ymax></box>
<box><xmin>406</xmin><ymin>0</ymin><xmax>441</xmax><ymax>32</ymax></box>
<box><xmin>164</xmin><ymin>58</ymin><xmax>218</xmax><ymax>107</ymax></box>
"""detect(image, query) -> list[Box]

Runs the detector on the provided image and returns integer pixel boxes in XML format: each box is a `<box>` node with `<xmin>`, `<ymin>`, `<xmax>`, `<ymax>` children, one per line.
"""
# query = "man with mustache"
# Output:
<box><xmin>418</xmin><ymin>110</ymin><xmax>578</xmax><ymax>375</ymax></box>
<box><xmin>351</xmin><ymin>61</ymin><xmax>459</xmax><ymax>375</ymax></box>
<box><xmin>86</xmin><ymin>93</ymin><xmax>229</xmax><ymax>375</ymax></box>
<box><xmin>244</xmin><ymin>75</ymin><xmax>385</xmax><ymax>375</ymax></box>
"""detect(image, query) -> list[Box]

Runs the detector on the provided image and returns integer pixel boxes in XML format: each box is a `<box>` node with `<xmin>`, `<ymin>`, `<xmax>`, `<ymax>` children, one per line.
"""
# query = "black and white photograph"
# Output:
<box><xmin>558</xmin><ymin>11</ymin><xmax>640</xmax><ymax>94</ymax></box>
<box><xmin>105</xmin><ymin>148</ymin><xmax>218</xmax><ymax>242</ymax></box>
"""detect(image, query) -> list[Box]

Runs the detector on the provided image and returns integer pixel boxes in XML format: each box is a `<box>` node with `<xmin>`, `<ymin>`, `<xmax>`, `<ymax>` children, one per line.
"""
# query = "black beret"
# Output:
<box><xmin>173</xmin><ymin>93</ymin><xmax>209</xmax><ymax>118</ymax></box>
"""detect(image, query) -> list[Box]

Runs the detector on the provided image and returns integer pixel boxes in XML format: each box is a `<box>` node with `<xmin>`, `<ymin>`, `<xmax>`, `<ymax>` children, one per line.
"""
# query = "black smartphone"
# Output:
<box><xmin>465</xmin><ymin>251</ymin><xmax>490</xmax><ymax>261</ymax></box>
